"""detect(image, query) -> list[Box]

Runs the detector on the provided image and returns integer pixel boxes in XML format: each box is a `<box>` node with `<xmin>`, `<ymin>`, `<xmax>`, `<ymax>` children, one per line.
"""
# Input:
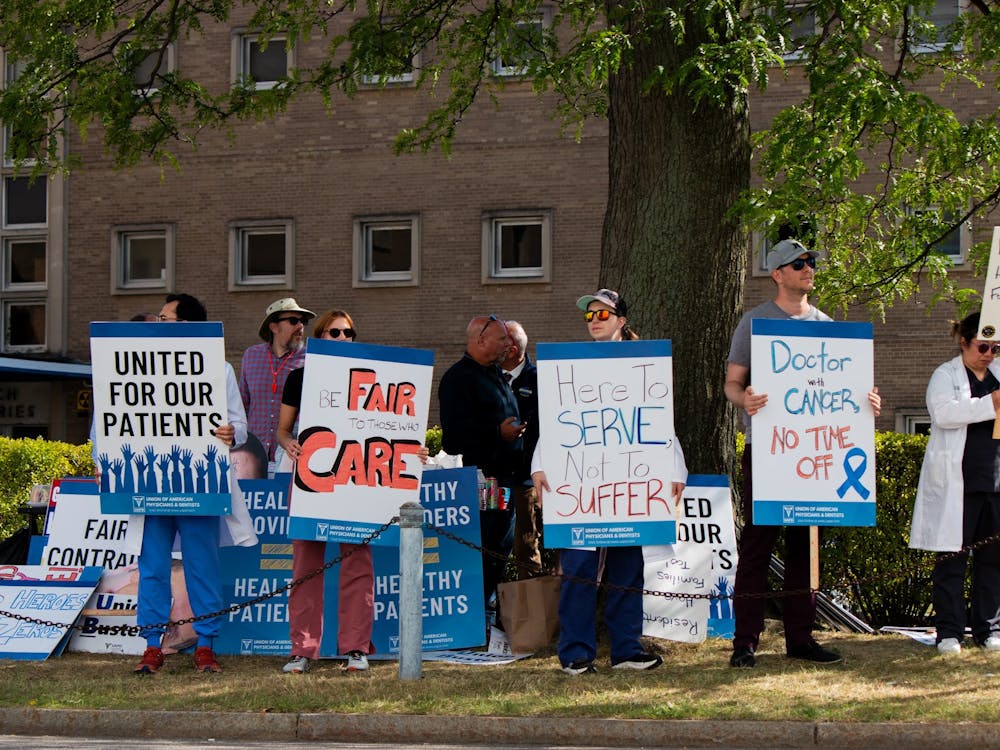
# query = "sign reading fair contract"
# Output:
<box><xmin>288</xmin><ymin>338</ymin><xmax>433</xmax><ymax>545</ymax></box>
<box><xmin>90</xmin><ymin>322</ymin><xmax>232</xmax><ymax>516</ymax></box>
<box><xmin>536</xmin><ymin>340</ymin><xmax>677</xmax><ymax>548</ymax></box>
<box><xmin>750</xmin><ymin>319</ymin><xmax>876</xmax><ymax>526</ymax></box>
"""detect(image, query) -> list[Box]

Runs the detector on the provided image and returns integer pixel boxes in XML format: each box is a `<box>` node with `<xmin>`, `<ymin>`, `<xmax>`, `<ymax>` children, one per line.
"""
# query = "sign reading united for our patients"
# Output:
<box><xmin>288</xmin><ymin>339</ymin><xmax>433</xmax><ymax>545</ymax></box>
<box><xmin>536</xmin><ymin>340</ymin><xmax>677</xmax><ymax>548</ymax></box>
<box><xmin>750</xmin><ymin>319</ymin><xmax>876</xmax><ymax>526</ymax></box>
<box><xmin>90</xmin><ymin>322</ymin><xmax>233</xmax><ymax>516</ymax></box>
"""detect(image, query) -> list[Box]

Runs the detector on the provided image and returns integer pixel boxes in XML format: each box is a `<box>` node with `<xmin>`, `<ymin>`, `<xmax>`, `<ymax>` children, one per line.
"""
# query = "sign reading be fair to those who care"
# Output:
<box><xmin>536</xmin><ymin>340</ymin><xmax>677</xmax><ymax>548</ymax></box>
<box><xmin>288</xmin><ymin>338</ymin><xmax>433</xmax><ymax>545</ymax></box>
<box><xmin>90</xmin><ymin>322</ymin><xmax>232</xmax><ymax>516</ymax></box>
<box><xmin>750</xmin><ymin>319</ymin><xmax>876</xmax><ymax>526</ymax></box>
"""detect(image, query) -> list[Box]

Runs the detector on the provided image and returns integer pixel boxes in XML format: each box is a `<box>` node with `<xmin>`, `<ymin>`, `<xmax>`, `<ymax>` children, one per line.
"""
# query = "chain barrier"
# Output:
<box><xmin>0</xmin><ymin>517</ymin><xmax>397</xmax><ymax>636</ymax></box>
<box><xmin>4</xmin><ymin>514</ymin><xmax>999</xmax><ymax>634</ymax></box>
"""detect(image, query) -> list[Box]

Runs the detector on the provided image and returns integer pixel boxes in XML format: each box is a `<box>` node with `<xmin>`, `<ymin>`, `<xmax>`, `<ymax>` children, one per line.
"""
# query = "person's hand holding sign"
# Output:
<box><xmin>213</xmin><ymin>423</ymin><xmax>236</xmax><ymax>447</ymax></box>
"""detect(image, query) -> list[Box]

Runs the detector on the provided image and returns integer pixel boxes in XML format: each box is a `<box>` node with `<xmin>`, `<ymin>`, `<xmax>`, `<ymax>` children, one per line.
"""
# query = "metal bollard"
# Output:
<box><xmin>398</xmin><ymin>501</ymin><xmax>424</xmax><ymax>680</ymax></box>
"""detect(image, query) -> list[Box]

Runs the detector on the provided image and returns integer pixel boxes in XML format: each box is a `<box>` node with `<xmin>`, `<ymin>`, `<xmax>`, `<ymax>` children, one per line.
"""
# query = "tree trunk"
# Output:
<box><xmin>600</xmin><ymin>2</ymin><xmax>749</xmax><ymax>477</ymax></box>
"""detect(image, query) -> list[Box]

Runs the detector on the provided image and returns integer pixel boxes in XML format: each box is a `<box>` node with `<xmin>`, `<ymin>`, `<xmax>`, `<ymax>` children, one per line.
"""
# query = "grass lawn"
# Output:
<box><xmin>3</xmin><ymin>629</ymin><xmax>998</xmax><ymax>722</ymax></box>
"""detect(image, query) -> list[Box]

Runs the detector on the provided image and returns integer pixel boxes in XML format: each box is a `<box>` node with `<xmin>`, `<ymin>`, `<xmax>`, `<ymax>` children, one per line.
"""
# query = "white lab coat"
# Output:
<box><xmin>910</xmin><ymin>355</ymin><xmax>1000</xmax><ymax>552</ymax></box>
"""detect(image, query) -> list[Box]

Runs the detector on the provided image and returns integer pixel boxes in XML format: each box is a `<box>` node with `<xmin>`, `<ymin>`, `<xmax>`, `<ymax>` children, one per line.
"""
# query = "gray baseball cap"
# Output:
<box><xmin>766</xmin><ymin>239</ymin><xmax>819</xmax><ymax>272</ymax></box>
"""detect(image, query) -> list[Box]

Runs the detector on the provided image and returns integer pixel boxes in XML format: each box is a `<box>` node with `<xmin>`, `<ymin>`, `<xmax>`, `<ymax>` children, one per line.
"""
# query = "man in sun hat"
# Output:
<box><xmin>238</xmin><ymin>297</ymin><xmax>314</xmax><ymax>471</ymax></box>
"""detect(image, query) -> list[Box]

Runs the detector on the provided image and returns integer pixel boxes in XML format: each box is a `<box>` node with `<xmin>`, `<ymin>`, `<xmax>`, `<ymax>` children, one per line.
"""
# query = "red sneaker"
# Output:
<box><xmin>193</xmin><ymin>646</ymin><xmax>222</xmax><ymax>673</ymax></box>
<box><xmin>134</xmin><ymin>646</ymin><xmax>164</xmax><ymax>675</ymax></box>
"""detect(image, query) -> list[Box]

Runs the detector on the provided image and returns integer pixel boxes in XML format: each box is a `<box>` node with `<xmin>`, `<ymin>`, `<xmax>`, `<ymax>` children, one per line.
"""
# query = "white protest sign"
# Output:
<box><xmin>750</xmin><ymin>319</ymin><xmax>876</xmax><ymax>526</ymax></box>
<box><xmin>288</xmin><ymin>338</ymin><xmax>434</xmax><ymax>544</ymax></box>
<box><xmin>642</xmin><ymin>475</ymin><xmax>737</xmax><ymax>643</ymax></box>
<box><xmin>90</xmin><ymin>321</ymin><xmax>232</xmax><ymax>515</ymax></box>
<box><xmin>0</xmin><ymin>565</ymin><xmax>101</xmax><ymax>660</ymax></box>
<box><xmin>977</xmin><ymin>226</ymin><xmax>1000</xmax><ymax>340</ymax></box>
<box><xmin>536</xmin><ymin>340</ymin><xmax>677</xmax><ymax>548</ymax></box>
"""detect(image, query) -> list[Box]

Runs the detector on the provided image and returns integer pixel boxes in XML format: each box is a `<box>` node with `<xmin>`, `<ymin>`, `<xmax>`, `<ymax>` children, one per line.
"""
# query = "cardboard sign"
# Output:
<box><xmin>978</xmin><ymin>226</ymin><xmax>1000</xmax><ymax>340</ymax></box>
<box><xmin>288</xmin><ymin>339</ymin><xmax>433</xmax><ymax>545</ymax></box>
<box><xmin>536</xmin><ymin>340</ymin><xmax>677</xmax><ymax>548</ymax></box>
<box><xmin>90</xmin><ymin>322</ymin><xmax>232</xmax><ymax>516</ymax></box>
<box><xmin>642</xmin><ymin>475</ymin><xmax>737</xmax><ymax>643</ymax></box>
<box><xmin>0</xmin><ymin>565</ymin><xmax>101</xmax><ymax>660</ymax></box>
<box><xmin>750</xmin><ymin>319</ymin><xmax>876</xmax><ymax>526</ymax></box>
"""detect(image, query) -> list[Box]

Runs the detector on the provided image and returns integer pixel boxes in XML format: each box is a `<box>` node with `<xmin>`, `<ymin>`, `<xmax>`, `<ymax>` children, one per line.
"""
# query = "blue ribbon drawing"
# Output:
<box><xmin>836</xmin><ymin>447</ymin><xmax>870</xmax><ymax>500</ymax></box>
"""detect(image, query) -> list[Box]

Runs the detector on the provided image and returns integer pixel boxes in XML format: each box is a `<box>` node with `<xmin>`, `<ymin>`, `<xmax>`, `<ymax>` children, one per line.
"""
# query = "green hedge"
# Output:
<box><xmin>0</xmin><ymin>438</ymin><xmax>94</xmax><ymax>541</ymax></box>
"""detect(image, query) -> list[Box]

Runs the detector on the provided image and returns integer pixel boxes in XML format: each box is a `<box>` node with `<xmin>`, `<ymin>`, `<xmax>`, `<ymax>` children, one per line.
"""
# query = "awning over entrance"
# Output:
<box><xmin>0</xmin><ymin>356</ymin><xmax>91</xmax><ymax>381</ymax></box>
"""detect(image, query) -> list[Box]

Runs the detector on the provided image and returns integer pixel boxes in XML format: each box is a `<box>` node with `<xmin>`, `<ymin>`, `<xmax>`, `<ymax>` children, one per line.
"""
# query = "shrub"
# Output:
<box><xmin>425</xmin><ymin>425</ymin><xmax>442</xmax><ymax>457</ymax></box>
<box><xmin>0</xmin><ymin>438</ymin><xmax>94</xmax><ymax>542</ymax></box>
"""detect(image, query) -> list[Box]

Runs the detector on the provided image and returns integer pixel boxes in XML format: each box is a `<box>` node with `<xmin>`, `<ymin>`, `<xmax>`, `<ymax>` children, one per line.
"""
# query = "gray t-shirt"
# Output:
<box><xmin>727</xmin><ymin>299</ymin><xmax>832</xmax><ymax>440</ymax></box>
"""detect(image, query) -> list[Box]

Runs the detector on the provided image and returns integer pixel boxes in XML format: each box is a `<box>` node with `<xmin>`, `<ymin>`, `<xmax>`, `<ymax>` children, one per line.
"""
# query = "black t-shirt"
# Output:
<box><xmin>281</xmin><ymin>367</ymin><xmax>304</xmax><ymax>408</ymax></box>
<box><xmin>962</xmin><ymin>367</ymin><xmax>1000</xmax><ymax>492</ymax></box>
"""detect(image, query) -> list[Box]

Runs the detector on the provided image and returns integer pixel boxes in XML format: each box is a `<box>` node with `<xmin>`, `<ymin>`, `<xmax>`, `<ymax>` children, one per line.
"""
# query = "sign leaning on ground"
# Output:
<box><xmin>750</xmin><ymin>319</ymin><xmax>876</xmax><ymax>526</ymax></box>
<box><xmin>642</xmin><ymin>475</ymin><xmax>738</xmax><ymax>643</ymax></box>
<box><xmin>90</xmin><ymin>321</ymin><xmax>233</xmax><ymax>516</ymax></box>
<box><xmin>287</xmin><ymin>338</ymin><xmax>434</xmax><ymax>546</ymax></box>
<box><xmin>535</xmin><ymin>339</ymin><xmax>678</xmax><ymax>548</ymax></box>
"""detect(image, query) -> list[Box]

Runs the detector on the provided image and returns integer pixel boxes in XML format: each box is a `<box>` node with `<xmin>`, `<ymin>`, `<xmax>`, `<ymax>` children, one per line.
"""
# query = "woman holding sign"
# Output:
<box><xmin>276</xmin><ymin>310</ymin><xmax>375</xmax><ymax>674</ymax></box>
<box><xmin>532</xmin><ymin>289</ymin><xmax>688</xmax><ymax>675</ymax></box>
<box><xmin>912</xmin><ymin>312</ymin><xmax>1000</xmax><ymax>655</ymax></box>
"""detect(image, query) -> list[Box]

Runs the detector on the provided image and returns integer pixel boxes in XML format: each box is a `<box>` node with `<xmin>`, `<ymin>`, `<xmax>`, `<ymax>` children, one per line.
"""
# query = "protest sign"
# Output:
<box><xmin>750</xmin><ymin>319</ymin><xmax>876</xmax><ymax>526</ymax></box>
<box><xmin>977</xmin><ymin>227</ymin><xmax>1000</xmax><ymax>340</ymax></box>
<box><xmin>536</xmin><ymin>340</ymin><xmax>677</xmax><ymax>548</ymax></box>
<box><xmin>90</xmin><ymin>321</ymin><xmax>232</xmax><ymax>516</ymax></box>
<box><xmin>642</xmin><ymin>475</ymin><xmax>737</xmax><ymax>643</ymax></box>
<box><xmin>0</xmin><ymin>565</ymin><xmax>101</xmax><ymax>659</ymax></box>
<box><xmin>288</xmin><ymin>339</ymin><xmax>433</xmax><ymax>545</ymax></box>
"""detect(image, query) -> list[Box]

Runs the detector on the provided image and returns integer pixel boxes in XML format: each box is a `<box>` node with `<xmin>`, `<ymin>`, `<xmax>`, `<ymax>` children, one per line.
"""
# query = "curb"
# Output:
<box><xmin>3</xmin><ymin>709</ymin><xmax>1000</xmax><ymax>748</ymax></box>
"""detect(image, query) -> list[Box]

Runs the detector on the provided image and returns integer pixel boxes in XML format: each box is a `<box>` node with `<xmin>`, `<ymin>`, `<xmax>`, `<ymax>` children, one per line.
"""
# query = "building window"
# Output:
<box><xmin>112</xmin><ymin>226</ymin><xmax>174</xmax><ymax>292</ymax></box>
<box><xmin>491</xmin><ymin>14</ymin><xmax>547</xmax><ymax>77</ymax></box>
<box><xmin>132</xmin><ymin>44</ymin><xmax>176</xmax><ymax>94</ymax></box>
<box><xmin>4</xmin><ymin>238</ymin><xmax>46</xmax><ymax>290</ymax></box>
<box><xmin>235</xmin><ymin>32</ymin><xmax>291</xmax><ymax>89</ymax></box>
<box><xmin>482</xmin><ymin>210</ymin><xmax>552</xmax><ymax>283</ymax></box>
<box><xmin>230</xmin><ymin>220</ymin><xmax>294</xmax><ymax>289</ymax></box>
<box><xmin>776</xmin><ymin>4</ymin><xmax>818</xmax><ymax>61</ymax></box>
<box><xmin>360</xmin><ymin>53</ymin><xmax>419</xmax><ymax>86</ymax></box>
<box><xmin>3</xmin><ymin>176</ymin><xmax>46</xmax><ymax>227</ymax></box>
<box><xmin>906</xmin><ymin>205</ymin><xmax>968</xmax><ymax>263</ymax></box>
<box><xmin>4</xmin><ymin>299</ymin><xmax>45</xmax><ymax>351</ymax></box>
<box><xmin>895</xmin><ymin>410</ymin><xmax>932</xmax><ymax>435</ymax></box>
<box><xmin>910</xmin><ymin>0</ymin><xmax>962</xmax><ymax>53</ymax></box>
<box><xmin>353</xmin><ymin>216</ymin><xmax>420</xmax><ymax>286</ymax></box>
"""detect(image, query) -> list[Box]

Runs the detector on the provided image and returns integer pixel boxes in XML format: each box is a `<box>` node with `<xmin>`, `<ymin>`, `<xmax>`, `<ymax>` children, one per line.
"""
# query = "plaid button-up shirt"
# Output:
<box><xmin>238</xmin><ymin>342</ymin><xmax>305</xmax><ymax>461</ymax></box>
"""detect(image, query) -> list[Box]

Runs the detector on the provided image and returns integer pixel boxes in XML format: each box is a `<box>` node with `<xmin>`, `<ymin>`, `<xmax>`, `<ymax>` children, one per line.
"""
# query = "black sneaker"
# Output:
<box><xmin>561</xmin><ymin>659</ymin><xmax>596</xmax><ymax>675</ymax></box>
<box><xmin>786</xmin><ymin>640</ymin><xmax>842</xmax><ymax>664</ymax></box>
<box><xmin>611</xmin><ymin>651</ymin><xmax>663</xmax><ymax>670</ymax></box>
<box><xmin>729</xmin><ymin>645</ymin><xmax>756</xmax><ymax>668</ymax></box>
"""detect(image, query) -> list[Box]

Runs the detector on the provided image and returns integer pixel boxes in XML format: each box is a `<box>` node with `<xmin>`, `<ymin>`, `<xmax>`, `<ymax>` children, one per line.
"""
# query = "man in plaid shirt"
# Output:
<box><xmin>239</xmin><ymin>297</ymin><xmax>314</xmax><ymax>469</ymax></box>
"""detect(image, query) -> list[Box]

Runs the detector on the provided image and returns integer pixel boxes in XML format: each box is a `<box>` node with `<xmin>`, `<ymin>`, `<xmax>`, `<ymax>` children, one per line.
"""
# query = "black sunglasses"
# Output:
<box><xmin>277</xmin><ymin>316</ymin><xmax>307</xmax><ymax>326</ymax></box>
<box><xmin>326</xmin><ymin>327</ymin><xmax>356</xmax><ymax>340</ymax></box>
<box><xmin>976</xmin><ymin>341</ymin><xmax>1000</xmax><ymax>355</ymax></box>
<box><xmin>479</xmin><ymin>314</ymin><xmax>500</xmax><ymax>337</ymax></box>
<box><xmin>781</xmin><ymin>256</ymin><xmax>817</xmax><ymax>271</ymax></box>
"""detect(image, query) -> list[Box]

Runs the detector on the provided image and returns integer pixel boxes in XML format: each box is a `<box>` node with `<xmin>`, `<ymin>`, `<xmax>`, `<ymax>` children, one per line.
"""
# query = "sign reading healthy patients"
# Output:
<box><xmin>536</xmin><ymin>340</ymin><xmax>677</xmax><ymax>548</ymax></box>
<box><xmin>288</xmin><ymin>338</ymin><xmax>433</xmax><ymax>545</ymax></box>
<box><xmin>750</xmin><ymin>318</ymin><xmax>876</xmax><ymax>526</ymax></box>
<box><xmin>90</xmin><ymin>321</ymin><xmax>233</xmax><ymax>516</ymax></box>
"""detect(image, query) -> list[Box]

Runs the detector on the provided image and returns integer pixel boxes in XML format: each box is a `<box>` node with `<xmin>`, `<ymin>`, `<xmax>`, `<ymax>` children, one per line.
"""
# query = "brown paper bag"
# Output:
<box><xmin>497</xmin><ymin>575</ymin><xmax>561</xmax><ymax>653</ymax></box>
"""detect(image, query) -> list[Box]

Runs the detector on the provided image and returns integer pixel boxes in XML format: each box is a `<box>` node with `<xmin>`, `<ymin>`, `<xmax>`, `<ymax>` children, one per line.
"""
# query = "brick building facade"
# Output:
<box><xmin>0</xmin><ymin>2</ymin><xmax>993</xmax><ymax>445</ymax></box>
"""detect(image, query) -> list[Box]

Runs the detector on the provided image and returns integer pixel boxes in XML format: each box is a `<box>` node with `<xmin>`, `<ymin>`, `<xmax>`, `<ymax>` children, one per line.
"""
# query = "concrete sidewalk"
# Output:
<box><xmin>2</xmin><ymin>708</ymin><xmax>1000</xmax><ymax>749</ymax></box>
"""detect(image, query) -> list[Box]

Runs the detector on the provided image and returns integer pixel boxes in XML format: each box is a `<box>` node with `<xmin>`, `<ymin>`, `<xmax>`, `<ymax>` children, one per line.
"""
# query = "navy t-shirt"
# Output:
<box><xmin>962</xmin><ymin>367</ymin><xmax>1000</xmax><ymax>492</ymax></box>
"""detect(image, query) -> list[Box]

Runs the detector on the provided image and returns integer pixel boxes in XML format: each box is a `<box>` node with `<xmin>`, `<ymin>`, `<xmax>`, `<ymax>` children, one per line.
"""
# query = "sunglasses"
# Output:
<box><xmin>781</xmin><ymin>256</ymin><xmax>817</xmax><ymax>271</ymax></box>
<box><xmin>277</xmin><ymin>316</ymin><xmax>307</xmax><ymax>326</ymax></box>
<box><xmin>584</xmin><ymin>309</ymin><xmax>615</xmax><ymax>322</ymax></box>
<box><xmin>479</xmin><ymin>314</ymin><xmax>500</xmax><ymax>337</ymax></box>
<box><xmin>976</xmin><ymin>342</ymin><xmax>1000</xmax><ymax>355</ymax></box>
<box><xmin>326</xmin><ymin>327</ymin><xmax>356</xmax><ymax>340</ymax></box>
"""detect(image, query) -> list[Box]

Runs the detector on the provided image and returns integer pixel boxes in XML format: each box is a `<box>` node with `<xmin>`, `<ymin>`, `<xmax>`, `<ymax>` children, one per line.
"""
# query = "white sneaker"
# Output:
<box><xmin>980</xmin><ymin>635</ymin><xmax>1000</xmax><ymax>651</ymax></box>
<box><xmin>937</xmin><ymin>637</ymin><xmax>962</xmax><ymax>655</ymax></box>
<box><xmin>282</xmin><ymin>655</ymin><xmax>310</xmax><ymax>673</ymax></box>
<box><xmin>345</xmin><ymin>651</ymin><xmax>369</xmax><ymax>671</ymax></box>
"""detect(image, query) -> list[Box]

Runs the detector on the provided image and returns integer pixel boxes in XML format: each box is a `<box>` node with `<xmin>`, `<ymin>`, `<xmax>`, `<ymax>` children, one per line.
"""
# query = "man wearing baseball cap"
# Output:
<box><xmin>238</xmin><ymin>298</ymin><xmax>314</xmax><ymax>471</ymax></box>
